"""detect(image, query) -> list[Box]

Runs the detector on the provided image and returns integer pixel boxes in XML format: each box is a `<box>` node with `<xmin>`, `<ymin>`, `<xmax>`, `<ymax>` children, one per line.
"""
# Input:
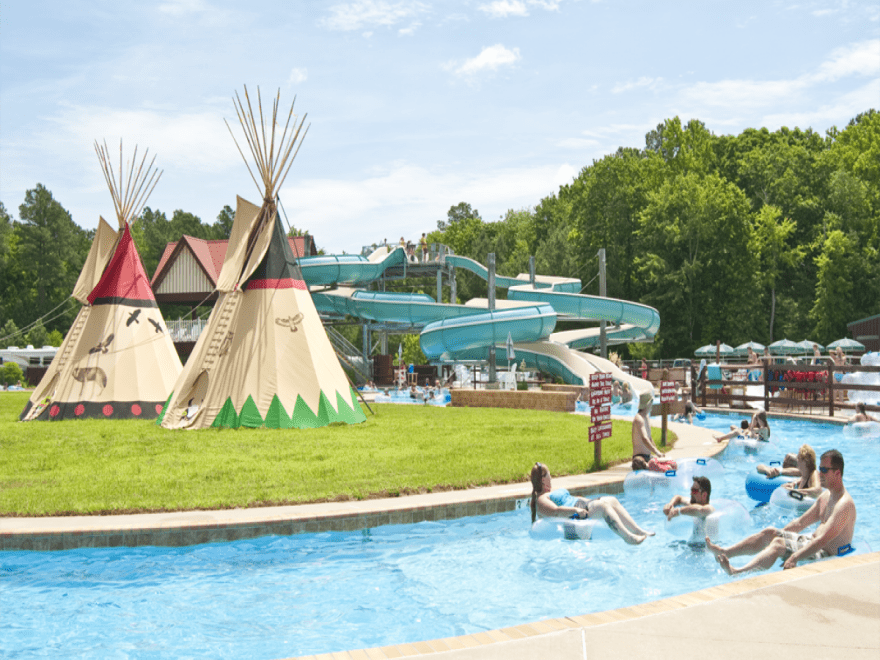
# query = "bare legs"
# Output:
<box><xmin>705</xmin><ymin>527</ymin><xmax>787</xmax><ymax>575</ymax></box>
<box><xmin>590</xmin><ymin>497</ymin><xmax>655</xmax><ymax>545</ymax></box>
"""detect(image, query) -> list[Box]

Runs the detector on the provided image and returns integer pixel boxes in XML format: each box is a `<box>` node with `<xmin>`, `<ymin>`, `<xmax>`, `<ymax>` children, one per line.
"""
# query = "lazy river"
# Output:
<box><xmin>2</xmin><ymin>413</ymin><xmax>877</xmax><ymax>658</ymax></box>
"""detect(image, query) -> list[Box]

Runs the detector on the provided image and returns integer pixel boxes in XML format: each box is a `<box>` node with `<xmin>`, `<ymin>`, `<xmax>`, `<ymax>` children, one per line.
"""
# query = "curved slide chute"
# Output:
<box><xmin>307</xmin><ymin>249</ymin><xmax>657</xmax><ymax>398</ymax></box>
<box><xmin>297</xmin><ymin>246</ymin><xmax>407</xmax><ymax>286</ymax></box>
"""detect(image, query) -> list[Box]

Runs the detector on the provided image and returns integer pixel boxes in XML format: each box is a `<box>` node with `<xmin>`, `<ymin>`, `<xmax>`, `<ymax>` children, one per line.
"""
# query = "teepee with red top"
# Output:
<box><xmin>21</xmin><ymin>142</ymin><xmax>182</xmax><ymax>421</ymax></box>
<box><xmin>158</xmin><ymin>87</ymin><xmax>364</xmax><ymax>430</ymax></box>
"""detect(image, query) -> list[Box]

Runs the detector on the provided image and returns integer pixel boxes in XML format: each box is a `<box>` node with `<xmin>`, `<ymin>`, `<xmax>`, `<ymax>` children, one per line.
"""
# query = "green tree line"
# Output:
<box><xmin>2</xmin><ymin>111</ymin><xmax>877</xmax><ymax>360</ymax></box>
<box><xmin>423</xmin><ymin>112</ymin><xmax>879</xmax><ymax>359</ymax></box>
<box><xmin>0</xmin><ymin>192</ymin><xmax>236</xmax><ymax>348</ymax></box>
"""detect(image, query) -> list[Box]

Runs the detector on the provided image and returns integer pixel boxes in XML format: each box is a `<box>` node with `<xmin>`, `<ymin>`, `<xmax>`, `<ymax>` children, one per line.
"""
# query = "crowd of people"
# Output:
<box><xmin>528</xmin><ymin>392</ymin><xmax>860</xmax><ymax>576</ymax></box>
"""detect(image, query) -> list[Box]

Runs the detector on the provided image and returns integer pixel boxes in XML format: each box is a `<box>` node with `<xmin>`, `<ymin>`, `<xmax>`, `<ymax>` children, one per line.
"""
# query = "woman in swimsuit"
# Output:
<box><xmin>529</xmin><ymin>462</ymin><xmax>654</xmax><ymax>544</ymax></box>
<box><xmin>781</xmin><ymin>444</ymin><xmax>821</xmax><ymax>497</ymax></box>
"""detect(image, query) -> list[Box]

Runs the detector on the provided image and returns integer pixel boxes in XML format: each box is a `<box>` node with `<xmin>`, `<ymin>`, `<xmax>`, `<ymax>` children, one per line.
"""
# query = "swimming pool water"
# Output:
<box><xmin>2</xmin><ymin>414</ymin><xmax>877</xmax><ymax>658</ymax></box>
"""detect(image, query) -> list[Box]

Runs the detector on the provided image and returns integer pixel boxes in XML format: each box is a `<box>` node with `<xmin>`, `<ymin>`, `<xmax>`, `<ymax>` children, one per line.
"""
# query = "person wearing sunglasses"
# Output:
<box><xmin>663</xmin><ymin>477</ymin><xmax>714</xmax><ymax>521</ymax></box>
<box><xmin>707</xmin><ymin>449</ymin><xmax>856</xmax><ymax>574</ymax></box>
<box><xmin>529</xmin><ymin>462</ymin><xmax>654</xmax><ymax>544</ymax></box>
<box><xmin>663</xmin><ymin>477</ymin><xmax>714</xmax><ymax>544</ymax></box>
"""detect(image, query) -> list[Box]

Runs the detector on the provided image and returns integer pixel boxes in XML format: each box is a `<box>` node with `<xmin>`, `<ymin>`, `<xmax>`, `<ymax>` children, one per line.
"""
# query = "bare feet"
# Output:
<box><xmin>716</xmin><ymin>553</ymin><xmax>734</xmax><ymax>575</ymax></box>
<box><xmin>645</xmin><ymin>530</ymin><xmax>656</xmax><ymax>537</ymax></box>
<box><xmin>705</xmin><ymin>537</ymin><xmax>725</xmax><ymax>557</ymax></box>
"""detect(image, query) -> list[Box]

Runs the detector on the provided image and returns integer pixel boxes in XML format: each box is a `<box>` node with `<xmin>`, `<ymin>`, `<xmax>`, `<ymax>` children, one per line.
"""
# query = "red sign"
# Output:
<box><xmin>589</xmin><ymin>421</ymin><xmax>612</xmax><ymax>443</ymax></box>
<box><xmin>590</xmin><ymin>405</ymin><xmax>610</xmax><ymax>424</ymax></box>
<box><xmin>660</xmin><ymin>380</ymin><xmax>677</xmax><ymax>403</ymax></box>
<box><xmin>589</xmin><ymin>372</ymin><xmax>612</xmax><ymax>389</ymax></box>
<box><xmin>589</xmin><ymin>391</ymin><xmax>612</xmax><ymax>407</ymax></box>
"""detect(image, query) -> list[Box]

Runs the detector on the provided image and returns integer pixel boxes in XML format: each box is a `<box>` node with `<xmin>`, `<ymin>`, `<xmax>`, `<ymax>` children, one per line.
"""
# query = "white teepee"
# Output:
<box><xmin>159</xmin><ymin>87</ymin><xmax>364</xmax><ymax>429</ymax></box>
<box><xmin>21</xmin><ymin>142</ymin><xmax>182</xmax><ymax>421</ymax></box>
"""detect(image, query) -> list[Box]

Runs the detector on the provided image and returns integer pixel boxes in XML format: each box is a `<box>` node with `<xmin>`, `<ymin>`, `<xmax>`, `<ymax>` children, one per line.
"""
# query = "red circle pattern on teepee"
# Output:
<box><xmin>155</xmin><ymin>403</ymin><xmax>164</xmax><ymax>415</ymax></box>
<box><xmin>131</xmin><ymin>404</ymin><xmax>142</xmax><ymax>416</ymax></box>
<box><xmin>75</xmin><ymin>404</ymin><xmax>85</xmax><ymax>416</ymax></box>
<box><xmin>103</xmin><ymin>404</ymin><xmax>114</xmax><ymax>417</ymax></box>
<box><xmin>49</xmin><ymin>405</ymin><xmax>60</xmax><ymax>418</ymax></box>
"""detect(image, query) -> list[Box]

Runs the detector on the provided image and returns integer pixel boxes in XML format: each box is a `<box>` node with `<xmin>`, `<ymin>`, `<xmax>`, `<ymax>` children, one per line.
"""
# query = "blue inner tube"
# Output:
<box><xmin>745</xmin><ymin>470</ymin><xmax>795</xmax><ymax>503</ymax></box>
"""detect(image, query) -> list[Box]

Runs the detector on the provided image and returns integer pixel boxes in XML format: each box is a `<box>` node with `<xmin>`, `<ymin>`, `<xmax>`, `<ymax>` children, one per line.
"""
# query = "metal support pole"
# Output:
<box><xmin>362</xmin><ymin>323</ymin><xmax>371</xmax><ymax>379</ymax></box>
<box><xmin>488</xmin><ymin>252</ymin><xmax>497</xmax><ymax>387</ymax></box>
<box><xmin>437</xmin><ymin>268</ymin><xmax>442</xmax><ymax>304</ymax></box>
<box><xmin>598</xmin><ymin>248</ymin><xmax>607</xmax><ymax>359</ymax></box>
<box><xmin>450</xmin><ymin>268</ymin><xmax>457</xmax><ymax>304</ymax></box>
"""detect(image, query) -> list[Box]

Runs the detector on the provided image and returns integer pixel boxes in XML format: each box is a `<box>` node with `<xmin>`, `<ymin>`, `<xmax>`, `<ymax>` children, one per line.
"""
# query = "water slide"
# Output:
<box><xmin>302</xmin><ymin>248</ymin><xmax>658</xmax><ymax>401</ymax></box>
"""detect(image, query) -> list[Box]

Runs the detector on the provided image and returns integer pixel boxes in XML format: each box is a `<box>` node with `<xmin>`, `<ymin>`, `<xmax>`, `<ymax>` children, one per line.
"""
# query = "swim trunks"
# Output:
<box><xmin>778</xmin><ymin>530</ymin><xmax>830</xmax><ymax>562</ymax></box>
<box><xmin>834</xmin><ymin>373</ymin><xmax>843</xmax><ymax>383</ymax></box>
<box><xmin>633</xmin><ymin>453</ymin><xmax>651</xmax><ymax>462</ymax></box>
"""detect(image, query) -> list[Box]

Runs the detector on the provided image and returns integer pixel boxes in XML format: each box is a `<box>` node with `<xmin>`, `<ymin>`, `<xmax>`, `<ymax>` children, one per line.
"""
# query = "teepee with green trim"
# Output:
<box><xmin>159</xmin><ymin>87</ymin><xmax>365</xmax><ymax>430</ymax></box>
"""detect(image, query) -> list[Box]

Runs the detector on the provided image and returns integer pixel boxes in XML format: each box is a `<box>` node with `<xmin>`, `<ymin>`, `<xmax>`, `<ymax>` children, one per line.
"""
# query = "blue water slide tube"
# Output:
<box><xmin>297</xmin><ymin>247</ymin><xmax>407</xmax><ymax>286</ymax></box>
<box><xmin>444</xmin><ymin>254</ymin><xmax>659</xmax><ymax>343</ymax></box>
<box><xmin>311</xmin><ymin>289</ymin><xmax>496</xmax><ymax>327</ymax></box>
<box><xmin>420</xmin><ymin>305</ymin><xmax>557</xmax><ymax>360</ymax></box>
<box><xmin>508</xmin><ymin>288</ymin><xmax>660</xmax><ymax>338</ymax></box>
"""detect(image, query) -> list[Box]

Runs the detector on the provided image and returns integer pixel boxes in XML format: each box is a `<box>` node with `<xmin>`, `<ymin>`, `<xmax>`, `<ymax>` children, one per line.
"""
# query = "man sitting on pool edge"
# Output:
<box><xmin>706</xmin><ymin>449</ymin><xmax>856</xmax><ymax>575</ymax></box>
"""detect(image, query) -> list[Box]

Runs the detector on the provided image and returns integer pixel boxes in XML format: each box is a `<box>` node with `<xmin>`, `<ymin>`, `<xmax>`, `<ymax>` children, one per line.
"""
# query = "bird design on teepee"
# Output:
<box><xmin>158</xmin><ymin>87</ymin><xmax>365</xmax><ymax>429</ymax></box>
<box><xmin>20</xmin><ymin>142</ymin><xmax>182</xmax><ymax>421</ymax></box>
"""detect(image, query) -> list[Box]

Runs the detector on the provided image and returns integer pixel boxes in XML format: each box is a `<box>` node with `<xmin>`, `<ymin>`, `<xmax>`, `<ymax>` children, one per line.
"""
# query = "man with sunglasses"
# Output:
<box><xmin>664</xmin><ymin>477</ymin><xmax>714</xmax><ymax>543</ymax></box>
<box><xmin>707</xmin><ymin>449</ymin><xmax>856</xmax><ymax>575</ymax></box>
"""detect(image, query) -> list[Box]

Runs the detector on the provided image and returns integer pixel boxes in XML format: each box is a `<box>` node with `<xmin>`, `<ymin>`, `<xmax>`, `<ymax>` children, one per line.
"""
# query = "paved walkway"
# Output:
<box><xmin>3</xmin><ymin>414</ymin><xmax>878</xmax><ymax>659</ymax></box>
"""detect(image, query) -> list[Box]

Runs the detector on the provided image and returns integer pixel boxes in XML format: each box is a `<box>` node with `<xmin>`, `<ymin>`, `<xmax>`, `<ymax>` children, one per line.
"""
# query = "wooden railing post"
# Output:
<box><xmin>828</xmin><ymin>364</ymin><xmax>835</xmax><ymax>417</ymax></box>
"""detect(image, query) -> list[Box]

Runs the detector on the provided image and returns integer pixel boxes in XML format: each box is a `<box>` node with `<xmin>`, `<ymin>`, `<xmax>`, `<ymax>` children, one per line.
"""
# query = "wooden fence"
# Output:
<box><xmin>695</xmin><ymin>363</ymin><xmax>880</xmax><ymax>417</ymax></box>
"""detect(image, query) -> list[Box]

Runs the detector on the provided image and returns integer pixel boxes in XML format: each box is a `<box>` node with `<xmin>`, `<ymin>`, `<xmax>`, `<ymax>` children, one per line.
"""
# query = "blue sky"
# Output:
<box><xmin>2</xmin><ymin>0</ymin><xmax>878</xmax><ymax>255</ymax></box>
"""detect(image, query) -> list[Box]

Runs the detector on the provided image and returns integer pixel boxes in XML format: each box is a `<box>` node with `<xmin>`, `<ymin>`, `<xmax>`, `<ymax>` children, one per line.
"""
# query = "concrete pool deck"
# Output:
<box><xmin>2</xmin><ymin>414</ymin><xmax>878</xmax><ymax>659</ymax></box>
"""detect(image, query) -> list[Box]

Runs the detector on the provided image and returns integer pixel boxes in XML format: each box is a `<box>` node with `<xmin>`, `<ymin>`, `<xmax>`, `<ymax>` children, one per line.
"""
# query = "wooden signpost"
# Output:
<box><xmin>660</xmin><ymin>380</ymin><xmax>676</xmax><ymax>446</ymax></box>
<box><xmin>589</xmin><ymin>372</ymin><xmax>612</xmax><ymax>466</ymax></box>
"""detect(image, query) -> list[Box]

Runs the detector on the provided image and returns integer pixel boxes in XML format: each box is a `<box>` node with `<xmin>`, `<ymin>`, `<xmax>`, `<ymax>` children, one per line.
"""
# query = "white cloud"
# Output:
<box><xmin>41</xmin><ymin>104</ymin><xmax>238</xmax><ymax>174</ymax></box>
<box><xmin>678</xmin><ymin>39</ymin><xmax>880</xmax><ymax>111</ymax></box>
<box><xmin>447</xmin><ymin>44</ymin><xmax>521</xmax><ymax>77</ymax></box>
<box><xmin>479</xmin><ymin>1</ymin><xmax>529</xmax><ymax>18</ymax></box>
<box><xmin>289</xmin><ymin>68</ymin><xmax>308</xmax><ymax>85</ymax></box>
<box><xmin>760</xmin><ymin>78</ymin><xmax>880</xmax><ymax>130</ymax></box>
<box><xmin>811</xmin><ymin>39</ymin><xmax>880</xmax><ymax>82</ymax></box>
<box><xmin>812</xmin><ymin>9</ymin><xmax>835</xmax><ymax>17</ymax></box>
<box><xmin>399</xmin><ymin>21</ymin><xmax>421</xmax><ymax>35</ymax></box>
<box><xmin>680</xmin><ymin>78</ymin><xmax>805</xmax><ymax>108</ymax></box>
<box><xmin>321</xmin><ymin>1</ymin><xmax>429</xmax><ymax>31</ymax></box>
<box><xmin>281</xmin><ymin>162</ymin><xmax>575</xmax><ymax>252</ymax></box>
<box><xmin>611</xmin><ymin>77</ymin><xmax>663</xmax><ymax>94</ymax></box>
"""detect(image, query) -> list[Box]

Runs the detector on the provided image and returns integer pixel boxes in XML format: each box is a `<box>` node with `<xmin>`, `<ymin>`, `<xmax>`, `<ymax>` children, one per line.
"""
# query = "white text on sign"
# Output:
<box><xmin>660</xmin><ymin>380</ymin><xmax>677</xmax><ymax>404</ymax></box>
<box><xmin>589</xmin><ymin>422</ymin><xmax>612</xmax><ymax>443</ymax></box>
<box><xmin>589</xmin><ymin>372</ymin><xmax>612</xmax><ymax>389</ymax></box>
<box><xmin>590</xmin><ymin>405</ymin><xmax>610</xmax><ymax>424</ymax></box>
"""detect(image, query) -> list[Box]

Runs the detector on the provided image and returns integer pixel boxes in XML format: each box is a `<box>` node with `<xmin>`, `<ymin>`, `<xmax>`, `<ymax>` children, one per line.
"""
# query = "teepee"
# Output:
<box><xmin>159</xmin><ymin>87</ymin><xmax>365</xmax><ymax>430</ymax></box>
<box><xmin>20</xmin><ymin>142</ymin><xmax>182</xmax><ymax>421</ymax></box>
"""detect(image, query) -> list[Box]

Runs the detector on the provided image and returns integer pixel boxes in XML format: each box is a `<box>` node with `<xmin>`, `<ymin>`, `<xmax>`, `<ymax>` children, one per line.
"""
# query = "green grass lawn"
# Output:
<box><xmin>0</xmin><ymin>392</ymin><xmax>672</xmax><ymax>516</ymax></box>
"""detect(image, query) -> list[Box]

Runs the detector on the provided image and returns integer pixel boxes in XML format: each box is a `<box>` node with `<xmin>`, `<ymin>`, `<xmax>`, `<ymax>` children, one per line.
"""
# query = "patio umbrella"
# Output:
<box><xmin>734</xmin><ymin>341</ymin><xmax>765</xmax><ymax>356</ymax></box>
<box><xmin>828</xmin><ymin>337</ymin><xmax>866</xmax><ymax>352</ymax></box>
<box><xmin>768</xmin><ymin>339</ymin><xmax>801</xmax><ymax>355</ymax></box>
<box><xmin>694</xmin><ymin>343</ymin><xmax>734</xmax><ymax>358</ymax></box>
<box><xmin>795</xmin><ymin>340</ymin><xmax>824</xmax><ymax>354</ymax></box>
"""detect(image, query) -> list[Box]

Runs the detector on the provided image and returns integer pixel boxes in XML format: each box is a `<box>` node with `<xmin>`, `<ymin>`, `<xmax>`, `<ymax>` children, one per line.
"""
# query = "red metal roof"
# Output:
<box><xmin>151</xmin><ymin>235</ymin><xmax>317</xmax><ymax>289</ymax></box>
